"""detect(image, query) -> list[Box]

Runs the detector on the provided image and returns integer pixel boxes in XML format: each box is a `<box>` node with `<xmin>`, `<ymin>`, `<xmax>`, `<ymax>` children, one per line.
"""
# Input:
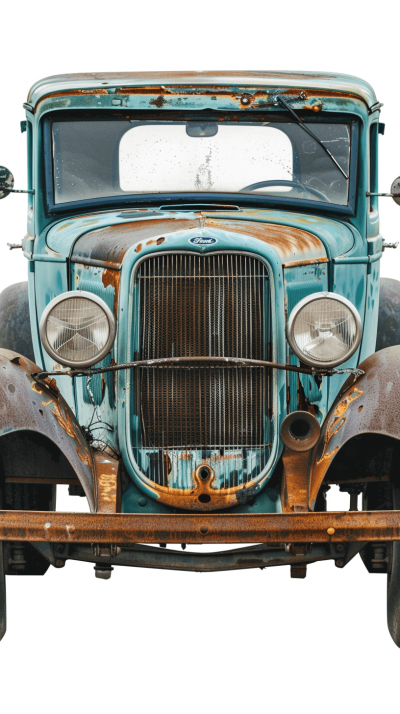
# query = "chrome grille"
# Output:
<box><xmin>138</xmin><ymin>253</ymin><xmax>268</xmax><ymax>448</ymax></box>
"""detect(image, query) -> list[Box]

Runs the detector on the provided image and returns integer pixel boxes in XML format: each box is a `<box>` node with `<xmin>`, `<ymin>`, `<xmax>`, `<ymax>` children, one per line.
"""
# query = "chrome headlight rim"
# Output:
<box><xmin>287</xmin><ymin>291</ymin><xmax>362</xmax><ymax>368</ymax></box>
<box><xmin>39</xmin><ymin>290</ymin><xmax>116</xmax><ymax>368</ymax></box>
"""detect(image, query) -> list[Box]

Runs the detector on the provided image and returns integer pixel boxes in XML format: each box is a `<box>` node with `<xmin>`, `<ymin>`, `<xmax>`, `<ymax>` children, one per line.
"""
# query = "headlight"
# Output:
<box><xmin>287</xmin><ymin>292</ymin><xmax>362</xmax><ymax>368</ymax></box>
<box><xmin>39</xmin><ymin>291</ymin><xmax>116</xmax><ymax>368</ymax></box>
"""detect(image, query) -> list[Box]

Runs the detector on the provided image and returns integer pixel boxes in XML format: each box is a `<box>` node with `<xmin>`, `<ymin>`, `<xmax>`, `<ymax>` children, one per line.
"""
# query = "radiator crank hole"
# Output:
<box><xmin>199</xmin><ymin>467</ymin><xmax>212</xmax><ymax>481</ymax></box>
<box><xmin>198</xmin><ymin>494</ymin><xmax>211</xmax><ymax>503</ymax></box>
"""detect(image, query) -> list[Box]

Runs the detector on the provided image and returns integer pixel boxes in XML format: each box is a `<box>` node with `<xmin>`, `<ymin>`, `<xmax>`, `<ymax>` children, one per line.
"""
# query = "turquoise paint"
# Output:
<box><xmin>284</xmin><ymin>262</ymin><xmax>329</xmax><ymax>418</ymax></box>
<box><xmin>28</xmin><ymin>71</ymin><xmax>378</xmax><ymax>111</ymax></box>
<box><xmin>122</xmin><ymin>479</ymin><xmax>282</xmax><ymax>515</ymax></box>
<box><xmin>70</xmin><ymin>263</ymin><xmax>119</xmax><ymax>454</ymax></box>
<box><xmin>20</xmin><ymin>72</ymin><xmax>386</xmax><ymax>514</ymax></box>
<box><xmin>116</xmin><ymin>229</ymin><xmax>287</xmax><ymax>503</ymax></box>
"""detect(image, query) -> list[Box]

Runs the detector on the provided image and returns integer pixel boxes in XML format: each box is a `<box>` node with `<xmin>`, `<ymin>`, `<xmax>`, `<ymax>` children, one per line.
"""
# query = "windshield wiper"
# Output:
<box><xmin>275</xmin><ymin>95</ymin><xmax>349</xmax><ymax>180</ymax></box>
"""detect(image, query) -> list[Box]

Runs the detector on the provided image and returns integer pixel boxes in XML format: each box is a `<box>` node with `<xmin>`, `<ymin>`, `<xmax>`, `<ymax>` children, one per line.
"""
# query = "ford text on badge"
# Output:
<box><xmin>188</xmin><ymin>236</ymin><xmax>218</xmax><ymax>245</ymax></box>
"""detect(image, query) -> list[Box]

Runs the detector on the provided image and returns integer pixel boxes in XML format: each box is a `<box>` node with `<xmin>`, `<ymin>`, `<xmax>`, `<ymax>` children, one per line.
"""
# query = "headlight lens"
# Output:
<box><xmin>39</xmin><ymin>291</ymin><xmax>116</xmax><ymax>367</ymax></box>
<box><xmin>287</xmin><ymin>292</ymin><xmax>362</xmax><ymax>368</ymax></box>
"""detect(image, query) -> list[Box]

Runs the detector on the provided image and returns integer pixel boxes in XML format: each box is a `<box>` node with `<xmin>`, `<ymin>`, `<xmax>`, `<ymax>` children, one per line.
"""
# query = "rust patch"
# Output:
<box><xmin>150</xmin><ymin>95</ymin><xmax>166</xmax><ymax>108</ymax></box>
<box><xmin>94</xmin><ymin>453</ymin><xmax>121</xmax><ymax>513</ymax></box>
<box><xmin>146</xmin><ymin>237</ymin><xmax>165</xmax><ymax>246</ymax></box>
<box><xmin>317</xmin><ymin>387</ymin><xmax>363</xmax><ymax>466</ymax></box>
<box><xmin>205</xmin><ymin>219</ymin><xmax>326</xmax><ymax>260</ymax></box>
<box><xmin>101</xmin><ymin>269</ymin><xmax>121</xmax><ymax>317</ymax></box>
<box><xmin>71</xmin><ymin>218</ymin><xmax>201</xmax><ymax>267</ymax></box>
<box><xmin>4</xmin><ymin>509</ymin><xmax>400</xmax><ymax>544</ymax></box>
<box><xmin>135</xmin><ymin>243</ymin><xmax>142</xmax><ymax>253</ymax></box>
<box><xmin>307</xmin><ymin>387</ymin><xmax>364</xmax><ymax>508</ymax></box>
<box><xmin>76</xmin><ymin>444</ymin><xmax>91</xmax><ymax>466</ymax></box>
<box><xmin>142</xmin><ymin>467</ymin><xmax>260</xmax><ymax>512</ymax></box>
<box><xmin>43</xmin><ymin>377</ymin><xmax>60</xmax><ymax>393</ymax></box>
<box><xmin>210</xmin><ymin>452</ymin><xmax>242</xmax><ymax>463</ymax></box>
<box><xmin>41</xmin><ymin>399</ymin><xmax>76</xmax><ymax>438</ymax></box>
<box><xmin>283</xmin><ymin>257</ymin><xmax>329</xmax><ymax>269</ymax></box>
<box><xmin>281</xmin><ymin>448</ymin><xmax>310</xmax><ymax>513</ymax></box>
<box><xmin>33</xmin><ymin>75</ymin><xmax>368</xmax><ymax>111</ymax></box>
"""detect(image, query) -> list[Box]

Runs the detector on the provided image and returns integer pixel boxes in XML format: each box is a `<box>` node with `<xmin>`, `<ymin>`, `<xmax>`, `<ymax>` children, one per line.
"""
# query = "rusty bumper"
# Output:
<box><xmin>1</xmin><ymin>510</ymin><xmax>400</xmax><ymax>544</ymax></box>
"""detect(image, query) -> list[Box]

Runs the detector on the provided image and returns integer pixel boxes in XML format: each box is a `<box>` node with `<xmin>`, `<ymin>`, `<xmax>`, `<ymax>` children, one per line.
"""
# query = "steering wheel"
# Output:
<box><xmin>239</xmin><ymin>179</ymin><xmax>330</xmax><ymax>202</ymax></box>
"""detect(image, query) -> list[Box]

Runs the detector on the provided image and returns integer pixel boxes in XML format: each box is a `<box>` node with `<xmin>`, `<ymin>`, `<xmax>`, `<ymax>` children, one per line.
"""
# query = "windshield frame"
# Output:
<box><xmin>42</xmin><ymin>111</ymin><xmax>359</xmax><ymax>217</ymax></box>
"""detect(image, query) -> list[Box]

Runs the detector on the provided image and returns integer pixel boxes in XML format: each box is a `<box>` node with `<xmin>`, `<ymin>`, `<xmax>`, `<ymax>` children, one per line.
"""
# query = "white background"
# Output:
<box><xmin>1</xmin><ymin>2</ymin><xmax>400</xmax><ymax>712</ymax></box>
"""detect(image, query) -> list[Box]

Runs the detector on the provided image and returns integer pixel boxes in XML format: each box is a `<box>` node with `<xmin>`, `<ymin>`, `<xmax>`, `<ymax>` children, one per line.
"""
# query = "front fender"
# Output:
<box><xmin>0</xmin><ymin>349</ymin><xmax>95</xmax><ymax>511</ymax></box>
<box><xmin>309</xmin><ymin>346</ymin><xmax>400</xmax><ymax>507</ymax></box>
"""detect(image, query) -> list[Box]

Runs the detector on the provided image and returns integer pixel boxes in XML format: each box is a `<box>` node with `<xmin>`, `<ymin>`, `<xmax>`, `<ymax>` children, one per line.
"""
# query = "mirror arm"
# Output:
<box><xmin>366</xmin><ymin>192</ymin><xmax>395</xmax><ymax>197</ymax></box>
<box><xmin>1</xmin><ymin>187</ymin><xmax>35</xmax><ymax>195</ymax></box>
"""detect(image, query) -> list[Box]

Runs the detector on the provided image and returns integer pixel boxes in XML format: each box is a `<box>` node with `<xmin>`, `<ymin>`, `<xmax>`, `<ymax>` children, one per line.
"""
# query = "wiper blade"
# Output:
<box><xmin>275</xmin><ymin>95</ymin><xmax>349</xmax><ymax>180</ymax></box>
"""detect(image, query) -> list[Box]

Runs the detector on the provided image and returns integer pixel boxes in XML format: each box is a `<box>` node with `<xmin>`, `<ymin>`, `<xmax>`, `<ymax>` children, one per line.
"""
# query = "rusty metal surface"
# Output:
<box><xmin>281</xmin><ymin>449</ymin><xmax>310</xmax><ymax>513</ymax></box>
<box><xmin>45</xmin><ymin>542</ymin><xmax>337</xmax><ymax>573</ymax></box>
<box><xmin>205</xmin><ymin>219</ymin><xmax>326</xmax><ymax>261</ymax></box>
<box><xmin>94</xmin><ymin>453</ymin><xmax>120</xmax><ymax>514</ymax></box>
<box><xmin>0</xmin><ymin>349</ymin><xmax>96</xmax><ymax>511</ymax></box>
<box><xmin>71</xmin><ymin>218</ymin><xmax>327</xmax><ymax>269</ymax></box>
<box><xmin>27</xmin><ymin>71</ymin><xmax>378</xmax><ymax>109</ymax></box>
<box><xmin>1</xmin><ymin>509</ymin><xmax>400</xmax><ymax>543</ymax></box>
<box><xmin>71</xmin><ymin>219</ymin><xmax>200</xmax><ymax>268</ymax></box>
<box><xmin>309</xmin><ymin>346</ymin><xmax>400</xmax><ymax>507</ymax></box>
<box><xmin>280</xmin><ymin>411</ymin><xmax>321</xmax><ymax>453</ymax></box>
<box><xmin>36</xmin><ymin>356</ymin><xmax>318</xmax><ymax>380</ymax></box>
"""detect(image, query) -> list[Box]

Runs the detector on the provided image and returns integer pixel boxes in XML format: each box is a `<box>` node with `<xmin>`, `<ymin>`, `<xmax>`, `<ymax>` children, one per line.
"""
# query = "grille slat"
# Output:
<box><xmin>138</xmin><ymin>253</ymin><xmax>269</xmax><ymax>453</ymax></box>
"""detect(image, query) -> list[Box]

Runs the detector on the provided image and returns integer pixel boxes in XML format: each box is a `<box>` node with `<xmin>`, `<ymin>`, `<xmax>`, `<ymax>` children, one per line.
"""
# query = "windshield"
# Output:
<box><xmin>51</xmin><ymin>117</ymin><xmax>352</xmax><ymax>207</ymax></box>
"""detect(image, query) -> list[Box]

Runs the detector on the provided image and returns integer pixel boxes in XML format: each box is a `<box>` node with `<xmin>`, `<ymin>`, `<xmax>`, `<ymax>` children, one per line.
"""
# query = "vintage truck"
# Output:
<box><xmin>1</xmin><ymin>71</ymin><xmax>400</xmax><ymax>645</ymax></box>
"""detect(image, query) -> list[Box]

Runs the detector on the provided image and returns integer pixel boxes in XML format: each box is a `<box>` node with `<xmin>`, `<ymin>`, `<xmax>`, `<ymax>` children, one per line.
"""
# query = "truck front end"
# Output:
<box><xmin>2</xmin><ymin>71</ymin><xmax>400</xmax><ymax>645</ymax></box>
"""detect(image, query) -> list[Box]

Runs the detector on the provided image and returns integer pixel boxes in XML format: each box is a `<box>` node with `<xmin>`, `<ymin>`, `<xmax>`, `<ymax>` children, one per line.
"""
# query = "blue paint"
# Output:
<box><xmin>20</xmin><ymin>72</ymin><xmax>384</xmax><ymax>514</ymax></box>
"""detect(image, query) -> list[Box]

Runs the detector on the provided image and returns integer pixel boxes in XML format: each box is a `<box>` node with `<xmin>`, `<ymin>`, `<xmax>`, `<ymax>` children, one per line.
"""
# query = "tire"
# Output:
<box><xmin>376</xmin><ymin>277</ymin><xmax>400</xmax><ymax>351</ymax></box>
<box><xmin>0</xmin><ymin>281</ymin><xmax>34</xmax><ymax>362</ymax></box>
<box><xmin>0</xmin><ymin>457</ymin><xmax>55</xmax><ymax>576</ymax></box>
<box><xmin>388</xmin><ymin>482</ymin><xmax>400</xmax><ymax>646</ymax></box>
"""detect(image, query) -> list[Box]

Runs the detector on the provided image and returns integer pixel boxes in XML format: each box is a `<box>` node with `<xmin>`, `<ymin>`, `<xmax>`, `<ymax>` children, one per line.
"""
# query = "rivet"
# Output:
<box><xmin>200</xmin><ymin>526</ymin><xmax>208</xmax><ymax>535</ymax></box>
<box><xmin>241</xmin><ymin>96</ymin><xmax>250</xmax><ymax>105</ymax></box>
<box><xmin>327</xmin><ymin>527</ymin><xmax>335</xmax><ymax>535</ymax></box>
<box><xmin>67</xmin><ymin>524</ymin><xmax>75</xmax><ymax>534</ymax></box>
<box><xmin>313</xmin><ymin>105</ymin><xmax>321</xmax><ymax>112</ymax></box>
<box><xmin>138</xmin><ymin>497</ymin><xmax>148</xmax><ymax>507</ymax></box>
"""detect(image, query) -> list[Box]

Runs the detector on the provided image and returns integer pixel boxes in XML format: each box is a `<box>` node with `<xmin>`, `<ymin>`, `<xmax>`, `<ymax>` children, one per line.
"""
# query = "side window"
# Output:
<box><xmin>369</xmin><ymin>123</ymin><xmax>378</xmax><ymax>213</ymax></box>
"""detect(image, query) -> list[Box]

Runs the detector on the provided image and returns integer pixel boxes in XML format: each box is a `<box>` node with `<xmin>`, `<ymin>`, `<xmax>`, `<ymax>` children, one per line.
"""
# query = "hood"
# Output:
<box><xmin>47</xmin><ymin>208</ymin><xmax>356</xmax><ymax>268</ymax></box>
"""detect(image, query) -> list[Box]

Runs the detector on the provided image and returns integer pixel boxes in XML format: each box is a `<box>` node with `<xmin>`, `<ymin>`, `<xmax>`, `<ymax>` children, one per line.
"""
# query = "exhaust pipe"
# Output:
<box><xmin>280</xmin><ymin>411</ymin><xmax>321</xmax><ymax>452</ymax></box>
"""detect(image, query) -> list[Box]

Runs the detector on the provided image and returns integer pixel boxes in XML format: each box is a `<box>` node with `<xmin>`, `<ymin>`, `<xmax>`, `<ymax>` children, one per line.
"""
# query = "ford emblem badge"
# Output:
<box><xmin>188</xmin><ymin>236</ymin><xmax>218</xmax><ymax>246</ymax></box>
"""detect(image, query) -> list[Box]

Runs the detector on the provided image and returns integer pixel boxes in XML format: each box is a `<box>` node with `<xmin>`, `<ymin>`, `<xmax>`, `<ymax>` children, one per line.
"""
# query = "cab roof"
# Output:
<box><xmin>27</xmin><ymin>70</ymin><xmax>378</xmax><ymax>110</ymax></box>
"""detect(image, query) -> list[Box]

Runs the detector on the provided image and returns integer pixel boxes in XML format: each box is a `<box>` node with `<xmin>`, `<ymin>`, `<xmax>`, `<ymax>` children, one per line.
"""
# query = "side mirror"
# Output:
<box><xmin>391</xmin><ymin>177</ymin><xmax>400</xmax><ymax>206</ymax></box>
<box><xmin>0</xmin><ymin>166</ymin><xmax>14</xmax><ymax>200</ymax></box>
